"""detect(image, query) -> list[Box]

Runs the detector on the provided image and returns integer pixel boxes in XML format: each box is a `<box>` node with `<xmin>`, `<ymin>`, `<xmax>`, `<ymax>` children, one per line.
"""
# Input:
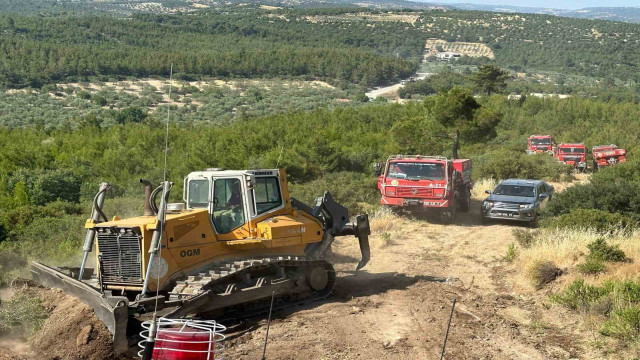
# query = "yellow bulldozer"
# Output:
<box><xmin>30</xmin><ymin>168</ymin><xmax>370</xmax><ymax>353</ymax></box>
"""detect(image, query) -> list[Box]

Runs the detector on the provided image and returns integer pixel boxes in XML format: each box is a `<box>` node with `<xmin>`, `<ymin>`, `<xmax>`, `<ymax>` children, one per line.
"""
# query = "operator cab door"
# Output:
<box><xmin>248</xmin><ymin>173</ymin><xmax>284</xmax><ymax>221</ymax></box>
<box><xmin>210</xmin><ymin>176</ymin><xmax>249</xmax><ymax>238</ymax></box>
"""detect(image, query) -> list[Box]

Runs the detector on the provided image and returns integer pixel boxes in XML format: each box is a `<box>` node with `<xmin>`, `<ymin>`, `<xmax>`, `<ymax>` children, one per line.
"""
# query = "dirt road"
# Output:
<box><xmin>224</xmin><ymin>202</ymin><xmax>595</xmax><ymax>360</ymax></box>
<box><xmin>365</xmin><ymin>74</ymin><xmax>430</xmax><ymax>100</ymax></box>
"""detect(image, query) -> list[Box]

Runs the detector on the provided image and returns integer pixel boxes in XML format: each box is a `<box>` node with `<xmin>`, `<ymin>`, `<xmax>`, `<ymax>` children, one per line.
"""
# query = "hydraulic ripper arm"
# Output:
<box><xmin>293</xmin><ymin>192</ymin><xmax>371</xmax><ymax>271</ymax></box>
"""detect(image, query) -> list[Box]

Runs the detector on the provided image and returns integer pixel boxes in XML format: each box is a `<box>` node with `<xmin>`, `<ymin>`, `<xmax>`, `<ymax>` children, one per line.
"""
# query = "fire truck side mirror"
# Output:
<box><xmin>373</xmin><ymin>162</ymin><xmax>382</xmax><ymax>177</ymax></box>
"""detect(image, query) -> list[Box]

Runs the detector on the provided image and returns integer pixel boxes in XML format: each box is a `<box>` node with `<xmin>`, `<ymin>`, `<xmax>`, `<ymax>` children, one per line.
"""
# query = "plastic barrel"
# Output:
<box><xmin>152</xmin><ymin>328</ymin><xmax>215</xmax><ymax>360</ymax></box>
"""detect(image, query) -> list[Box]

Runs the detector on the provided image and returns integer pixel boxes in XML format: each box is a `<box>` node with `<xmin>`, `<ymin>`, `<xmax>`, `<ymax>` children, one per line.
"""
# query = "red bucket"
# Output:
<box><xmin>152</xmin><ymin>328</ymin><xmax>216</xmax><ymax>360</ymax></box>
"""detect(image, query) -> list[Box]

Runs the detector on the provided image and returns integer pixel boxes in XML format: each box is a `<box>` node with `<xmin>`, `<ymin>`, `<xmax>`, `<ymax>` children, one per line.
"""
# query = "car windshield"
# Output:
<box><xmin>559</xmin><ymin>147</ymin><xmax>585</xmax><ymax>154</ymax></box>
<box><xmin>531</xmin><ymin>138</ymin><xmax>551</xmax><ymax>145</ymax></box>
<box><xmin>493</xmin><ymin>184</ymin><xmax>536</xmax><ymax>197</ymax></box>
<box><xmin>387</xmin><ymin>162</ymin><xmax>445</xmax><ymax>180</ymax></box>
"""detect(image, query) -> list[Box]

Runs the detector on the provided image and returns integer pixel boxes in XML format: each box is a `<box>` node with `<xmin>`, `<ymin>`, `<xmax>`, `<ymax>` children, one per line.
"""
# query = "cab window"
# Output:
<box><xmin>188</xmin><ymin>180</ymin><xmax>209</xmax><ymax>208</ymax></box>
<box><xmin>254</xmin><ymin>177</ymin><xmax>282</xmax><ymax>214</ymax></box>
<box><xmin>212</xmin><ymin>178</ymin><xmax>245</xmax><ymax>234</ymax></box>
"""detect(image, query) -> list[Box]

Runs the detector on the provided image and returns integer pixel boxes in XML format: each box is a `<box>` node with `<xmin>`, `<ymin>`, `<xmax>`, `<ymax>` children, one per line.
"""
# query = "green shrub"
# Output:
<box><xmin>586</xmin><ymin>238</ymin><xmax>627</xmax><ymax>262</ymax></box>
<box><xmin>543</xmin><ymin>181</ymin><xmax>640</xmax><ymax>219</ymax></box>
<box><xmin>541</xmin><ymin>209</ymin><xmax>638</xmax><ymax>232</ymax></box>
<box><xmin>473</xmin><ymin>149</ymin><xmax>571</xmax><ymax>181</ymax></box>
<box><xmin>1</xmin><ymin>200</ymin><xmax>84</xmax><ymax>232</ymax></box>
<box><xmin>550</xmin><ymin>279</ymin><xmax>609</xmax><ymax>310</ymax></box>
<box><xmin>601</xmin><ymin>306</ymin><xmax>640</xmax><ymax>340</ymax></box>
<box><xmin>76</xmin><ymin>90</ymin><xmax>91</xmax><ymax>100</ymax></box>
<box><xmin>398</xmin><ymin>72</ymin><xmax>469</xmax><ymax>99</ymax></box>
<box><xmin>92</xmin><ymin>94</ymin><xmax>108</xmax><ymax>106</ymax></box>
<box><xmin>289</xmin><ymin>171</ymin><xmax>379</xmax><ymax>215</ymax></box>
<box><xmin>590</xmin><ymin>159</ymin><xmax>640</xmax><ymax>185</ymax></box>
<box><xmin>353</xmin><ymin>93</ymin><xmax>369</xmax><ymax>103</ymax></box>
<box><xmin>504</xmin><ymin>243</ymin><xmax>517</xmax><ymax>262</ymax></box>
<box><xmin>0</xmin><ymin>290</ymin><xmax>49</xmax><ymax>337</ymax></box>
<box><xmin>0</xmin><ymin>215</ymin><xmax>84</xmax><ymax>264</ymax></box>
<box><xmin>577</xmin><ymin>259</ymin><xmax>606</xmax><ymax>275</ymax></box>
<box><xmin>7</xmin><ymin>169</ymin><xmax>82</xmax><ymax>206</ymax></box>
<box><xmin>553</xmin><ymin>279</ymin><xmax>640</xmax><ymax>343</ymax></box>
<box><xmin>381</xmin><ymin>232</ymin><xmax>393</xmax><ymax>247</ymax></box>
<box><xmin>398</xmin><ymin>80</ymin><xmax>436</xmax><ymax>99</ymax></box>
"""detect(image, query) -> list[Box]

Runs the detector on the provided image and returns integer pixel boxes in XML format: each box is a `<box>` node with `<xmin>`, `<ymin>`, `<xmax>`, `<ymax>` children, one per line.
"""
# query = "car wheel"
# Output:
<box><xmin>529</xmin><ymin>215</ymin><xmax>538</xmax><ymax>228</ymax></box>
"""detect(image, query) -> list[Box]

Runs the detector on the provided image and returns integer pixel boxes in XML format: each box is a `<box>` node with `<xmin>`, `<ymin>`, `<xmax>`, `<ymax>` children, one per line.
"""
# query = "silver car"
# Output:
<box><xmin>481</xmin><ymin>179</ymin><xmax>554</xmax><ymax>227</ymax></box>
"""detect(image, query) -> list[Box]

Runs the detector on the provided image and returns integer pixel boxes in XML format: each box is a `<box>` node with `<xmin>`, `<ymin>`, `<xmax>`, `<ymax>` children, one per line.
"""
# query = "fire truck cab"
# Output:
<box><xmin>554</xmin><ymin>143</ymin><xmax>587</xmax><ymax>171</ymax></box>
<box><xmin>527</xmin><ymin>135</ymin><xmax>554</xmax><ymax>154</ymax></box>
<box><xmin>374</xmin><ymin>155</ymin><xmax>472</xmax><ymax>224</ymax></box>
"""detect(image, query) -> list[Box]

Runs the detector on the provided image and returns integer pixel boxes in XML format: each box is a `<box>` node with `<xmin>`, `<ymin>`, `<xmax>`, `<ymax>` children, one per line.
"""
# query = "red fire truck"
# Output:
<box><xmin>375</xmin><ymin>155</ymin><xmax>472</xmax><ymax>223</ymax></box>
<box><xmin>592</xmin><ymin>144</ymin><xmax>627</xmax><ymax>170</ymax></box>
<box><xmin>526</xmin><ymin>135</ymin><xmax>554</xmax><ymax>154</ymax></box>
<box><xmin>554</xmin><ymin>143</ymin><xmax>587</xmax><ymax>171</ymax></box>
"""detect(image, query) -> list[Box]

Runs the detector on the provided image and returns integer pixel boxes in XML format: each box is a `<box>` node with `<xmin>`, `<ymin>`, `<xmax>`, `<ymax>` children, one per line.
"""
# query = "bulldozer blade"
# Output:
<box><xmin>29</xmin><ymin>261</ymin><xmax>130</xmax><ymax>353</ymax></box>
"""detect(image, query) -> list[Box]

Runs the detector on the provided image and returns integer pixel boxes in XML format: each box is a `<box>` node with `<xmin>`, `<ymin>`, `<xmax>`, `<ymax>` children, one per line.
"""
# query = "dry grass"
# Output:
<box><xmin>514</xmin><ymin>228</ymin><xmax>640</xmax><ymax>291</ymax></box>
<box><xmin>471</xmin><ymin>178</ymin><xmax>497</xmax><ymax>200</ymax></box>
<box><xmin>368</xmin><ymin>208</ymin><xmax>407</xmax><ymax>249</ymax></box>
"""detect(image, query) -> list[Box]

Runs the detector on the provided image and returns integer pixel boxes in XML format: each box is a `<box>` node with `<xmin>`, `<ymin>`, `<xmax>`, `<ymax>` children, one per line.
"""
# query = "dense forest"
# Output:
<box><xmin>3</xmin><ymin>6</ymin><xmax>640</xmax><ymax>89</ymax></box>
<box><xmin>0</xmin><ymin>10</ymin><xmax>422</xmax><ymax>88</ymax></box>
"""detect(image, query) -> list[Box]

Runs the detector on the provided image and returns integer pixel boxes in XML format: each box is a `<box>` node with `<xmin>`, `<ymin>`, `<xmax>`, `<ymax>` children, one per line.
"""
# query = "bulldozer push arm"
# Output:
<box><xmin>30</xmin><ymin>181</ymin><xmax>370</xmax><ymax>354</ymax></box>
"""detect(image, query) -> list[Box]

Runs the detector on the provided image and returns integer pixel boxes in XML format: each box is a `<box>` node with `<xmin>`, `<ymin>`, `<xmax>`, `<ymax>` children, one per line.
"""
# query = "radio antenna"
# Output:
<box><xmin>142</xmin><ymin>63</ymin><xmax>174</xmax><ymax>360</ymax></box>
<box><xmin>163</xmin><ymin>63</ymin><xmax>173</xmax><ymax>182</ymax></box>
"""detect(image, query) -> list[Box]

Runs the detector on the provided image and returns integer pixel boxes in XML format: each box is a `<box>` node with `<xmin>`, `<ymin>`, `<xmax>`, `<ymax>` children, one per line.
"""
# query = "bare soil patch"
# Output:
<box><xmin>425</xmin><ymin>39</ymin><xmax>495</xmax><ymax>59</ymax></box>
<box><xmin>0</xmin><ymin>286</ymin><xmax>124</xmax><ymax>360</ymax></box>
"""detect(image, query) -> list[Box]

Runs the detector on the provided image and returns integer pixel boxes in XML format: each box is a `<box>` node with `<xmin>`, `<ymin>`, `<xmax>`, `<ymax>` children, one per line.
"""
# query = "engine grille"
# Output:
<box><xmin>396</xmin><ymin>187</ymin><xmax>435</xmax><ymax>197</ymax></box>
<box><xmin>97</xmin><ymin>229</ymin><xmax>142</xmax><ymax>284</ymax></box>
<box><xmin>494</xmin><ymin>202</ymin><xmax>520</xmax><ymax>210</ymax></box>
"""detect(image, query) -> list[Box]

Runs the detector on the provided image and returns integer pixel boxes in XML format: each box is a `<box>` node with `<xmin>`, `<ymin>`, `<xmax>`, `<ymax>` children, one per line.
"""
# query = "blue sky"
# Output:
<box><xmin>428</xmin><ymin>0</ymin><xmax>640</xmax><ymax>10</ymax></box>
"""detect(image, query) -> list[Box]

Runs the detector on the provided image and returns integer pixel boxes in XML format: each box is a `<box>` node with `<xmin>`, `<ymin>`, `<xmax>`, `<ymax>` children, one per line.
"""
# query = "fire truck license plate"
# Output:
<box><xmin>424</xmin><ymin>201</ymin><xmax>441</xmax><ymax>206</ymax></box>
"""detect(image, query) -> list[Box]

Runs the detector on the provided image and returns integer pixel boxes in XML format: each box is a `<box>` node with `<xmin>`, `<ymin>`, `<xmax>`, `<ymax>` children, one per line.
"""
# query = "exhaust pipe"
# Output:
<box><xmin>140</xmin><ymin>179</ymin><xmax>154</xmax><ymax>216</ymax></box>
<box><xmin>78</xmin><ymin>182</ymin><xmax>109</xmax><ymax>280</ymax></box>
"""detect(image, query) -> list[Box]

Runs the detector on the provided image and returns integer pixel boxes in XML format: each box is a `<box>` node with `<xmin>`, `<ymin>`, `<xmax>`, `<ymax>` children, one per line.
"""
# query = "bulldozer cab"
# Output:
<box><xmin>184</xmin><ymin>169</ymin><xmax>286</xmax><ymax>236</ymax></box>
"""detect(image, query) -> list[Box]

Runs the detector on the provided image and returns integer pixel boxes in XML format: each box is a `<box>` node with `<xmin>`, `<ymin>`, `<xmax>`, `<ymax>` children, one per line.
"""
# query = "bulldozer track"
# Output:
<box><xmin>165</xmin><ymin>256</ymin><xmax>336</xmax><ymax>321</ymax></box>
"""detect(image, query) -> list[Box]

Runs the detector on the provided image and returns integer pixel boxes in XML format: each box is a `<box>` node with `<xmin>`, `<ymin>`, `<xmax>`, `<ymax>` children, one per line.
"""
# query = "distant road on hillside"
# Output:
<box><xmin>366</xmin><ymin>72</ymin><xmax>431</xmax><ymax>99</ymax></box>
